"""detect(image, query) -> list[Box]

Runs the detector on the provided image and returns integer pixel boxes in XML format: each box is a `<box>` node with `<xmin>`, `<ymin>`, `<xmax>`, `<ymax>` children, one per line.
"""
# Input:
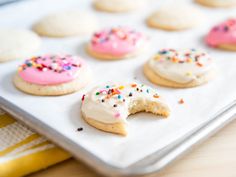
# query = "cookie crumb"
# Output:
<box><xmin>178</xmin><ymin>98</ymin><xmax>184</xmax><ymax>104</ymax></box>
<box><xmin>153</xmin><ymin>94</ymin><xmax>159</xmax><ymax>98</ymax></box>
<box><xmin>77</xmin><ymin>127</ymin><xmax>83</xmax><ymax>131</ymax></box>
<box><xmin>81</xmin><ymin>94</ymin><xmax>85</xmax><ymax>102</ymax></box>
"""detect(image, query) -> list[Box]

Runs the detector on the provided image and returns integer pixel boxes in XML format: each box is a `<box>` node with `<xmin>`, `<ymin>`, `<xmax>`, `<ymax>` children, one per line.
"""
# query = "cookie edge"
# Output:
<box><xmin>143</xmin><ymin>62</ymin><xmax>216</xmax><ymax>88</ymax></box>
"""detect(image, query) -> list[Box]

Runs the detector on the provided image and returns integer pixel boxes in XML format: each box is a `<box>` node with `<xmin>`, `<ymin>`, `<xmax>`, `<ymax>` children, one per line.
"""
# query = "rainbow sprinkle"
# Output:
<box><xmin>18</xmin><ymin>55</ymin><xmax>81</xmax><ymax>74</ymax></box>
<box><xmin>83</xmin><ymin>83</ymin><xmax>161</xmax><ymax>118</ymax></box>
<box><xmin>91</xmin><ymin>27</ymin><xmax>142</xmax><ymax>46</ymax></box>
<box><xmin>213</xmin><ymin>19</ymin><xmax>236</xmax><ymax>33</ymax></box>
<box><xmin>156</xmin><ymin>49</ymin><xmax>210</xmax><ymax>67</ymax></box>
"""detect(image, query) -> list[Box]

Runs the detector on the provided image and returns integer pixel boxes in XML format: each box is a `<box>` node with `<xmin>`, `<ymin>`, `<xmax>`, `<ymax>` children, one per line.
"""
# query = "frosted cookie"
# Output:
<box><xmin>147</xmin><ymin>5</ymin><xmax>204</xmax><ymax>31</ymax></box>
<box><xmin>86</xmin><ymin>27</ymin><xmax>147</xmax><ymax>60</ymax></box>
<box><xmin>0</xmin><ymin>29</ymin><xmax>41</xmax><ymax>62</ymax></box>
<box><xmin>81</xmin><ymin>83</ymin><xmax>170</xmax><ymax>136</ymax></box>
<box><xmin>144</xmin><ymin>49</ymin><xmax>216</xmax><ymax>88</ymax></box>
<box><xmin>14</xmin><ymin>54</ymin><xmax>92</xmax><ymax>96</ymax></box>
<box><xmin>195</xmin><ymin>0</ymin><xmax>236</xmax><ymax>8</ymax></box>
<box><xmin>33</xmin><ymin>11</ymin><xmax>98</xmax><ymax>37</ymax></box>
<box><xmin>93</xmin><ymin>0</ymin><xmax>145</xmax><ymax>13</ymax></box>
<box><xmin>206</xmin><ymin>18</ymin><xmax>236</xmax><ymax>51</ymax></box>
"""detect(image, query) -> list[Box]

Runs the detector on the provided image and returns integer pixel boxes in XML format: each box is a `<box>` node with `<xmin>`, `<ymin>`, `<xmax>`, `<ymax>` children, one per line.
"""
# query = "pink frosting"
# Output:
<box><xmin>18</xmin><ymin>55</ymin><xmax>86</xmax><ymax>85</ymax></box>
<box><xmin>89</xmin><ymin>27</ymin><xmax>146</xmax><ymax>56</ymax></box>
<box><xmin>206</xmin><ymin>19</ymin><xmax>236</xmax><ymax>47</ymax></box>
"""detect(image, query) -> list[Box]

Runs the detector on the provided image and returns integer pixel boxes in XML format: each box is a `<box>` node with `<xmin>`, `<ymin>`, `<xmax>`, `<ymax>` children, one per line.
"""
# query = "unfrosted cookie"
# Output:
<box><xmin>14</xmin><ymin>54</ymin><xmax>92</xmax><ymax>96</ymax></box>
<box><xmin>196</xmin><ymin>0</ymin><xmax>236</xmax><ymax>8</ymax></box>
<box><xmin>93</xmin><ymin>0</ymin><xmax>145</xmax><ymax>13</ymax></box>
<box><xmin>144</xmin><ymin>49</ymin><xmax>216</xmax><ymax>88</ymax></box>
<box><xmin>86</xmin><ymin>27</ymin><xmax>147</xmax><ymax>60</ymax></box>
<box><xmin>81</xmin><ymin>83</ymin><xmax>170</xmax><ymax>136</ymax></box>
<box><xmin>0</xmin><ymin>29</ymin><xmax>41</xmax><ymax>62</ymax></box>
<box><xmin>33</xmin><ymin>11</ymin><xmax>98</xmax><ymax>37</ymax></box>
<box><xmin>206</xmin><ymin>18</ymin><xmax>236</xmax><ymax>51</ymax></box>
<box><xmin>147</xmin><ymin>5</ymin><xmax>204</xmax><ymax>31</ymax></box>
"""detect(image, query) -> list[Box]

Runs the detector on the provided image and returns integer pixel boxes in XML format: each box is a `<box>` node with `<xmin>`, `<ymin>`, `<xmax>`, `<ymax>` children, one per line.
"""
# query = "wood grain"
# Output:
<box><xmin>29</xmin><ymin>120</ymin><xmax>236</xmax><ymax>177</ymax></box>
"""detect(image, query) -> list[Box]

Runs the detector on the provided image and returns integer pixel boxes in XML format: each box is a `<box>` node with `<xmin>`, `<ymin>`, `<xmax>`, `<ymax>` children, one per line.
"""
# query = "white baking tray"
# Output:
<box><xmin>1</xmin><ymin>0</ymin><xmax>236</xmax><ymax>176</ymax></box>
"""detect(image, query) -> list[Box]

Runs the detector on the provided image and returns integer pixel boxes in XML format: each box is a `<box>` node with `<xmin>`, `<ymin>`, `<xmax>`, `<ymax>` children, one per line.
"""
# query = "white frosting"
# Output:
<box><xmin>148</xmin><ymin>49</ymin><xmax>215</xmax><ymax>84</ymax></box>
<box><xmin>81</xmin><ymin>83</ymin><xmax>168</xmax><ymax>123</ymax></box>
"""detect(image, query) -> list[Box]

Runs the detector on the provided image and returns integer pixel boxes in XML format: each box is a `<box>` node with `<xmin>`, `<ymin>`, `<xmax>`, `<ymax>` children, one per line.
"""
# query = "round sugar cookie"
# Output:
<box><xmin>147</xmin><ymin>5</ymin><xmax>204</xmax><ymax>31</ymax></box>
<box><xmin>33</xmin><ymin>11</ymin><xmax>98</xmax><ymax>37</ymax></box>
<box><xmin>0</xmin><ymin>29</ymin><xmax>41</xmax><ymax>62</ymax></box>
<box><xmin>144</xmin><ymin>49</ymin><xmax>217</xmax><ymax>88</ymax></box>
<box><xmin>14</xmin><ymin>54</ymin><xmax>92</xmax><ymax>96</ymax></box>
<box><xmin>206</xmin><ymin>18</ymin><xmax>236</xmax><ymax>51</ymax></box>
<box><xmin>93</xmin><ymin>0</ymin><xmax>146</xmax><ymax>13</ymax></box>
<box><xmin>81</xmin><ymin>83</ymin><xmax>170</xmax><ymax>136</ymax></box>
<box><xmin>86</xmin><ymin>27</ymin><xmax>148</xmax><ymax>60</ymax></box>
<box><xmin>195</xmin><ymin>0</ymin><xmax>236</xmax><ymax>8</ymax></box>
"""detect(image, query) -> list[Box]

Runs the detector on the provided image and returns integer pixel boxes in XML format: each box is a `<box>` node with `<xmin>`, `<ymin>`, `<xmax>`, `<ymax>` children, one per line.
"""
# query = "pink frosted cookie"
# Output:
<box><xmin>206</xmin><ymin>18</ymin><xmax>236</xmax><ymax>51</ymax></box>
<box><xmin>86</xmin><ymin>27</ymin><xmax>147</xmax><ymax>60</ymax></box>
<box><xmin>13</xmin><ymin>54</ymin><xmax>92</xmax><ymax>96</ymax></box>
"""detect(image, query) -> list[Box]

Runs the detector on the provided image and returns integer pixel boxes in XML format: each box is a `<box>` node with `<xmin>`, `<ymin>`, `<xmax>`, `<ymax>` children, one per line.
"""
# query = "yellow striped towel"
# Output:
<box><xmin>0</xmin><ymin>109</ymin><xmax>71</xmax><ymax>177</ymax></box>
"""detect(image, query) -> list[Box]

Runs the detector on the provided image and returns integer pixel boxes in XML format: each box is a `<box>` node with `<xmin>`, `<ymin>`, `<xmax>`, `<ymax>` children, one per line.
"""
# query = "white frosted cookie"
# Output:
<box><xmin>81</xmin><ymin>83</ymin><xmax>170</xmax><ymax>136</ymax></box>
<box><xmin>144</xmin><ymin>49</ymin><xmax>216</xmax><ymax>88</ymax></box>
<box><xmin>147</xmin><ymin>5</ymin><xmax>204</xmax><ymax>31</ymax></box>
<box><xmin>196</xmin><ymin>0</ymin><xmax>236</xmax><ymax>8</ymax></box>
<box><xmin>0</xmin><ymin>29</ymin><xmax>41</xmax><ymax>62</ymax></box>
<box><xmin>93</xmin><ymin>0</ymin><xmax>145</xmax><ymax>13</ymax></box>
<box><xmin>33</xmin><ymin>11</ymin><xmax>98</xmax><ymax>37</ymax></box>
<box><xmin>14</xmin><ymin>54</ymin><xmax>92</xmax><ymax>96</ymax></box>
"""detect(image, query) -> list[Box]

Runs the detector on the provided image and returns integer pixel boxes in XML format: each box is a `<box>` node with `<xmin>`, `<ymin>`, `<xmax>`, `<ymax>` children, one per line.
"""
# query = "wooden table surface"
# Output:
<box><xmin>29</xmin><ymin>120</ymin><xmax>236</xmax><ymax>177</ymax></box>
